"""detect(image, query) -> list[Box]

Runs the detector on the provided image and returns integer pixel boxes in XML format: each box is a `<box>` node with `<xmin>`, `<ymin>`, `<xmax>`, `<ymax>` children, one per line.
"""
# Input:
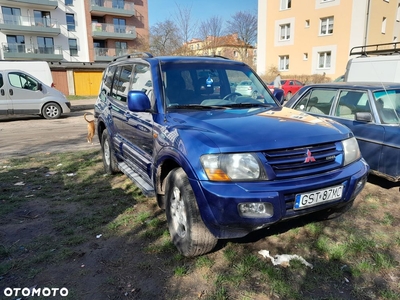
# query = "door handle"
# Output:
<box><xmin>0</xmin><ymin>89</ymin><xmax>4</xmax><ymax>96</ymax></box>
<box><xmin>9</xmin><ymin>89</ymin><xmax>13</xmax><ymax>96</ymax></box>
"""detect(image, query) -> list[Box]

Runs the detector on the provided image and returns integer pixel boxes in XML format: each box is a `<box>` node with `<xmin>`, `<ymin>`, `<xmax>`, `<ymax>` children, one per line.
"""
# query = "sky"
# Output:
<box><xmin>148</xmin><ymin>0</ymin><xmax>258</xmax><ymax>29</ymax></box>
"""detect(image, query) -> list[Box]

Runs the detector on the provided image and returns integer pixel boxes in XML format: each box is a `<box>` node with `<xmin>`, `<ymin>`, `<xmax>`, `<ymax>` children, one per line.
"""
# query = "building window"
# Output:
<box><xmin>279</xmin><ymin>55</ymin><xmax>289</xmax><ymax>71</ymax></box>
<box><xmin>318</xmin><ymin>51</ymin><xmax>331</xmax><ymax>68</ymax></box>
<box><xmin>113</xmin><ymin>18</ymin><xmax>126</xmax><ymax>33</ymax></box>
<box><xmin>305</xmin><ymin>20</ymin><xmax>310</xmax><ymax>27</ymax></box>
<box><xmin>115</xmin><ymin>41</ymin><xmax>127</xmax><ymax>56</ymax></box>
<box><xmin>66</xmin><ymin>13</ymin><xmax>75</xmax><ymax>31</ymax></box>
<box><xmin>382</xmin><ymin>17</ymin><xmax>387</xmax><ymax>34</ymax></box>
<box><xmin>69</xmin><ymin>38</ymin><xmax>78</xmax><ymax>56</ymax></box>
<box><xmin>279</xmin><ymin>24</ymin><xmax>291</xmax><ymax>40</ymax></box>
<box><xmin>65</xmin><ymin>0</ymin><xmax>73</xmax><ymax>5</ymax></box>
<box><xmin>34</xmin><ymin>10</ymin><xmax>51</xmax><ymax>27</ymax></box>
<box><xmin>1</xmin><ymin>7</ymin><xmax>21</xmax><ymax>25</ymax></box>
<box><xmin>320</xmin><ymin>17</ymin><xmax>334</xmax><ymax>35</ymax></box>
<box><xmin>303</xmin><ymin>53</ymin><xmax>308</xmax><ymax>60</ymax></box>
<box><xmin>280</xmin><ymin>0</ymin><xmax>291</xmax><ymax>10</ymax></box>
<box><xmin>37</xmin><ymin>36</ymin><xmax>54</xmax><ymax>54</ymax></box>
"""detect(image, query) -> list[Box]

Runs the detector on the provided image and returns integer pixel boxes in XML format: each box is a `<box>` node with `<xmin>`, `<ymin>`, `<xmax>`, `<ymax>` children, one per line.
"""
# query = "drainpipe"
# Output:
<box><xmin>364</xmin><ymin>0</ymin><xmax>371</xmax><ymax>46</ymax></box>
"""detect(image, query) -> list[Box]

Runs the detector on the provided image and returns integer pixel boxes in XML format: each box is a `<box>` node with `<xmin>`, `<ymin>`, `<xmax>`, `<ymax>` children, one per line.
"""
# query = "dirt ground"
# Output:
<box><xmin>1</xmin><ymin>106</ymin><xmax>400</xmax><ymax>300</ymax></box>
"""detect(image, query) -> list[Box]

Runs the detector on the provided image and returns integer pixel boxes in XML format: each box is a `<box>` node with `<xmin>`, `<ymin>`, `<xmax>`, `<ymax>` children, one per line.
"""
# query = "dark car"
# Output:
<box><xmin>94</xmin><ymin>54</ymin><xmax>368</xmax><ymax>257</ymax></box>
<box><xmin>285</xmin><ymin>82</ymin><xmax>400</xmax><ymax>181</ymax></box>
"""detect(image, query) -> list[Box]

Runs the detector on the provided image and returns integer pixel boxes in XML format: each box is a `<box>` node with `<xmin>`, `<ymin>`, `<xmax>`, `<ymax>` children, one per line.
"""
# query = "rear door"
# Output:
<box><xmin>7</xmin><ymin>71</ymin><xmax>45</xmax><ymax>114</ymax></box>
<box><xmin>0</xmin><ymin>72</ymin><xmax>12</xmax><ymax>115</ymax></box>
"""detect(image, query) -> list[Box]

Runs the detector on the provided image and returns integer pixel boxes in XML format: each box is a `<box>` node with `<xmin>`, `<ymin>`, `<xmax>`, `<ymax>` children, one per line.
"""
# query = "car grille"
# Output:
<box><xmin>263</xmin><ymin>142</ymin><xmax>341</xmax><ymax>179</ymax></box>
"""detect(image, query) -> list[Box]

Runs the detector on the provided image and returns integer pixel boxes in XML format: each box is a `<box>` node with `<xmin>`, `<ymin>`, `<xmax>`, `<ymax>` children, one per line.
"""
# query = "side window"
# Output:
<box><xmin>131</xmin><ymin>64</ymin><xmax>154</xmax><ymax>108</ymax></box>
<box><xmin>0</xmin><ymin>74</ymin><xmax>3</xmax><ymax>88</ymax></box>
<box><xmin>335</xmin><ymin>90</ymin><xmax>370</xmax><ymax>120</ymax></box>
<box><xmin>111</xmin><ymin>64</ymin><xmax>132</xmax><ymax>103</ymax></box>
<box><xmin>8</xmin><ymin>73</ymin><xmax>39</xmax><ymax>91</ymax></box>
<box><xmin>100</xmin><ymin>65</ymin><xmax>118</xmax><ymax>101</ymax></box>
<box><xmin>293</xmin><ymin>89</ymin><xmax>336</xmax><ymax>115</ymax></box>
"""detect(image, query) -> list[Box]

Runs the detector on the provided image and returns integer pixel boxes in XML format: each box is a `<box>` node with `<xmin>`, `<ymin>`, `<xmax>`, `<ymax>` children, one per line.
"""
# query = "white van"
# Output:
<box><xmin>0</xmin><ymin>61</ymin><xmax>54</xmax><ymax>87</ymax></box>
<box><xmin>0</xmin><ymin>69</ymin><xmax>70</xmax><ymax>119</ymax></box>
<box><xmin>345</xmin><ymin>42</ymin><xmax>400</xmax><ymax>83</ymax></box>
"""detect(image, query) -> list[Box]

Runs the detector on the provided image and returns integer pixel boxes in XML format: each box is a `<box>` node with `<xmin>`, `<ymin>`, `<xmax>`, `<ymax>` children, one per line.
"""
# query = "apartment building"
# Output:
<box><xmin>0</xmin><ymin>0</ymin><xmax>148</xmax><ymax>95</ymax></box>
<box><xmin>257</xmin><ymin>0</ymin><xmax>400</xmax><ymax>81</ymax></box>
<box><xmin>184</xmin><ymin>34</ymin><xmax>256</xmax><ymax>68</ymax></box>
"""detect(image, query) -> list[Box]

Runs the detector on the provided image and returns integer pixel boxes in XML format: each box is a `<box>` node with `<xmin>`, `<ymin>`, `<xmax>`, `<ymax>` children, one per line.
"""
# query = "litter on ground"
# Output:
<box><xmin>258</xmin><ymin>250</ymin><xmax>313</xmax><ymax>269</ymax></box>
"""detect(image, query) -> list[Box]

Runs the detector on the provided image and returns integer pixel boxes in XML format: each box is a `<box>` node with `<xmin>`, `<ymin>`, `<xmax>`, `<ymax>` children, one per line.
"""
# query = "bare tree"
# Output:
<box><xmin>225</xmin><ymin>11</ymin><xmax>257</xmax><ymax>61</ymax></box>
<box><xmin>198</xmin><ymin>16</ymin><xmax>224</xmax><ymax>53</ymax></box>
<box><xmin>149</xmin><ymin>20</ymin><xmax>181</xmax><ymax>56</ymax></box>
<box><xmin>174</xmin><ymin>2</ymin><xmax>198</xmax><ymax>55</ymax></box>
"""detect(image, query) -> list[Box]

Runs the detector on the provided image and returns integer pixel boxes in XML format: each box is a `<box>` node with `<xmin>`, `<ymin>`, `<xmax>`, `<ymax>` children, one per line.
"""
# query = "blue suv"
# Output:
<box><xmin>94</xmin><ymin>53</ymin><xmax>369</xmax><ymax>257</ymax></box>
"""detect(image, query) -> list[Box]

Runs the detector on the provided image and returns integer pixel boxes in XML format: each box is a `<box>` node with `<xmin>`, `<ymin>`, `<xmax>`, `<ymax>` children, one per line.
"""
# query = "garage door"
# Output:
<box><xmin>74</xmin><ymin>71</ymin><xmax>103</xmax><ymax>96</ymax></box>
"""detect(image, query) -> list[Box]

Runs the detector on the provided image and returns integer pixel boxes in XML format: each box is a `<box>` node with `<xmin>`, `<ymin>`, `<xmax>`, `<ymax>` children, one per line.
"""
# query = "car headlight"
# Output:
<box><xmin>200</xmin><ymin>153</ymin><xmax>266</xmax><ymax>181</ymax></box>
<box><xmin>342</xmin><ymin>137</ymin><xmax>361</xmax><ymax>166</ymax></box>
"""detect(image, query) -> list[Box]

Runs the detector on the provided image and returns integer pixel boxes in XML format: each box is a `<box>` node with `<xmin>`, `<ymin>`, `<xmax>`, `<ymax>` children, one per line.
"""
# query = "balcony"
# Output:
<box><xmin>92</xmin><ymin>23</ymin><xmax>136</xmax><ymax>40</ymax></box>
<box><xmin>2</xmin><ymin>43</ymin><xmax>63</xmax><ymax>61</ymax></box>
<box><xmin>94</xmin><ymin>47</ymin><xmax>129</xmax><ymax>61</ymax></box>
<box><xmin>0</xmin><ymin>0</ymin><xmax>58</xmax><ymax>10</ymax></box>
<box><xmin>91</xmin><ymin>0</ymin><xmax>135</xmax><ymax>17</ymax></box>
<box><xmin>0</xmin><ymin>14</ymin><xmax>60</xmax><ymax>36</ymax></box>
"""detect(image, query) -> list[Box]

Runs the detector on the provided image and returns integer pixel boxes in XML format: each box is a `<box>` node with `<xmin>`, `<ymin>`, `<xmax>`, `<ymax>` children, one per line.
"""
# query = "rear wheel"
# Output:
<box><xmin>101</xmin><ymin>130</ymin><xmax>119</xmax><ymax>174</ymax></box>
<box><xmin>165</xmin><ymin>167</ymin><xmax>218</xmax><ymax>257</ymax></box>
<box><xmin>42</xmin><ymin>102</ymin><xmax>61</xmax><ymax>119</ymax></box>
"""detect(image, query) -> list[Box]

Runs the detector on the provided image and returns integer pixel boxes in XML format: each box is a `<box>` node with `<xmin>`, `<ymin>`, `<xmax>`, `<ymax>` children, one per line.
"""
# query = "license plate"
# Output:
<box><xmin>294</xmin><ymin>185</ymin><xmax>343</xmax><ymax>210</ymax></box>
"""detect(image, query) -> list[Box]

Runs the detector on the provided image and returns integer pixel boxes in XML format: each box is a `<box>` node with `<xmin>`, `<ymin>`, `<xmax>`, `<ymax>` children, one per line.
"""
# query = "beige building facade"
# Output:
<box><xmin>257</xmin><ymin>0</ymin><xmax>400</xmax><ymax>80</ymax></box>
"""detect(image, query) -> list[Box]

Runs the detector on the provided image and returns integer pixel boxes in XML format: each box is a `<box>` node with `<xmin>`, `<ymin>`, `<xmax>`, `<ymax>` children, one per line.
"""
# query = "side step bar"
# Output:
<box><xmin>118</xmin><ymin>162</ymin><xmax>155</xmax><ymax>197</ymax></box>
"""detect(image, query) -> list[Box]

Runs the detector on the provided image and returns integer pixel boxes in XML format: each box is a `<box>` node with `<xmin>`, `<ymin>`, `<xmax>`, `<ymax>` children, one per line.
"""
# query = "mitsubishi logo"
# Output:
<box><xmin>304</xmin><ymin>149</ymin><xmax>316</xmax><ymax>163</ymax></box>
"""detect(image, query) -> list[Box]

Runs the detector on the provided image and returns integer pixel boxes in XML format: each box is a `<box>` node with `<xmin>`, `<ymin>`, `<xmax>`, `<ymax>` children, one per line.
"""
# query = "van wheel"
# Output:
<box><xmin>42</xmin><ymin>103</ymin><xmax>61</xmax><ymax>119</ymax></box>
<box><xmin>165</xmin><ymin>168</ymin><xmax>218</xmax><ymax>257</ymax></box>
<box><xmin>101</xmin><ymin>130</ymin><xmax>119</xmax><ymax>174</ymax></box>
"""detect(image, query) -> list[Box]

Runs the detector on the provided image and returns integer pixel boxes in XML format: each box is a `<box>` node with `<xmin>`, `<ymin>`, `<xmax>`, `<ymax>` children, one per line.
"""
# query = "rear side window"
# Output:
<box><xmin>0</xmin><ymin>74</ymin><xmax>3</xmax><ymax>88</ymax></box>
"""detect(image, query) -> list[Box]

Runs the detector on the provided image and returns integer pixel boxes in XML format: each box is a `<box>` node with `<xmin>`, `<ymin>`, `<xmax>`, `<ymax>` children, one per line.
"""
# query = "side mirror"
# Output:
<box><xmin>355</xmin><ymin>112</ymin><xmax>373</xmax><ymax>122</ymax></box>
<box><xmin>127</xmin><ymin>91</ymin><xmax>151</xmax><ymax>112</ymax></box>
<box><xmin>38</xmin><ymin>83</ymin><xmax>43</xmax><ymax>91</ymax></box>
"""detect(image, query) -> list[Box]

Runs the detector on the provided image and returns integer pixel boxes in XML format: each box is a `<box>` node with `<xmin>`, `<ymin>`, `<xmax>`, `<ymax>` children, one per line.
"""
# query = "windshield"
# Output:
<box><xmin>161</xmin><ymin>62</ymin><xmax>277</xmax><ymax>109</ymax></box>
<box><xmin>373</xmin><ymin>89</ymin><xmax>400</xmax><ymax>124</ymax></box>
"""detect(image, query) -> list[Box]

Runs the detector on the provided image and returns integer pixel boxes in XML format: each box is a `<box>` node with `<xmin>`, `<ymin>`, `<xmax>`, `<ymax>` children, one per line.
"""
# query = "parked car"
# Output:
<box><xmin>268</xmin><ymin>79</ymin><xmax>304</xmax><ymax>100</ymax></box>
<box><xmin>285</xmin><ymin>81</ymin><xmax>400</xmax><ymax>181</ymax></box>
<box><xmin>266</xmin><ymin>84</ymin><xmax>285</xmax><ymax>104</ymax></box>
<box><xmin>234</xmin><ymin>80</ymin><xmax>259</xmax><ymax>98</ymax></box>
<box><xmin>0</xmin><ymin>69</ymin><xmax>70</xmax><ymax>119</ymax></box>
<box><xmin>94</xmin><ymin>54</ymin><xmax>369</xmax><ymax>257</ymax></box>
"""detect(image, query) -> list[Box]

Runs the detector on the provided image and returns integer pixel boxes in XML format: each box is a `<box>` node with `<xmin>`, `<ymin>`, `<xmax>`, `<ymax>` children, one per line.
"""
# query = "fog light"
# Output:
<box><xmin>238</xmin><ymin>202</ymin><xmax>273</xmax><ymax>218</ymax></box>
<box><xmin>352</xmin><ymin>175</ymin><xmax>367</xmax><ymax>198</ymax></box>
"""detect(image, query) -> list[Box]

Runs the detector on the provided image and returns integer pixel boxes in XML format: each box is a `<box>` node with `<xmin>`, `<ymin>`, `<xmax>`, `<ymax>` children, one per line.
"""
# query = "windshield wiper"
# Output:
<box><xmin>223</xmin><ymin>103</ymin><xmax>274</xmax><ymax>108</ymax></box>
<box><xmin>168</xmin><ymin>104</ymin><xmax>226</xmax><ymax>109</ymax></box>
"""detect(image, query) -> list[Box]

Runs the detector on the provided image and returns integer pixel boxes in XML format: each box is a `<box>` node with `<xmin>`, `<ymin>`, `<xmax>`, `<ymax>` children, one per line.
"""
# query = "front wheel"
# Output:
<box><xmin>101</xmin><ymin>130</ymin><xmax>119</xmax><ymax>174</ymax></box>
<box><xmin>165</xmin><ymin>168</ymin><xmax>218</xmax><ymax>257</ymax></box>
<box><xmin>42</xmin><ymin>102</ymin><xmax>61</xmax><ymax>119</ymax></box>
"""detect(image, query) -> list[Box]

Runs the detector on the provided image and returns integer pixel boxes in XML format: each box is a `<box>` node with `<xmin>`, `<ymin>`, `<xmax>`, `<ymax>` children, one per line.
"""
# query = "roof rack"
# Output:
<box><xmin>112</xmin><ymin>52</ymin><xmax>153</xmax><ymax>62</ymax></box>
<box><xmin>350</xmin><ymin>42</ymin><xmax>400</xmax><ymax>56</ymax></box>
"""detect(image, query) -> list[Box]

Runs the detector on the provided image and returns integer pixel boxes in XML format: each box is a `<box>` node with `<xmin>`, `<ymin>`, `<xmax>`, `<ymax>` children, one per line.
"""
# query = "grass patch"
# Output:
<box><xmin>1</xmin><ymin>150</ymin><xmax>399</xmax><ymax>299</ymax></box>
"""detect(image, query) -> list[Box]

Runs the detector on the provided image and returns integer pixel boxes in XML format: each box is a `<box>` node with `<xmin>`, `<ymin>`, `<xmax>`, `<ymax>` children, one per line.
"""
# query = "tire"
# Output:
<box><xmin>101</xmin><ymin>130</ymin><xmax>119</xmax><ymax>174</ymax></box>
<box><xmin>286</xmin><ymin>92</ymin><xmax>292</xmax><ymax>101</ymax></box>
<box><xmin>165</xmin><ymin>167</ymin><xmax>218</xmax><ymax>257</ymax></box>
<box><xmin>42</xmin><ymin>102</ymin><xmax>62</xmax><ymax>119</ymax></box>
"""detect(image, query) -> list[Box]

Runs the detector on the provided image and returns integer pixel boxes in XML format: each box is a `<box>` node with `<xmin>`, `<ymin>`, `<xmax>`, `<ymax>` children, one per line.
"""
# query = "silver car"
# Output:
<box><xmin>234</xmin><ymin>80</ymin><xmax>259</xmax><ymax>99</ymax></box>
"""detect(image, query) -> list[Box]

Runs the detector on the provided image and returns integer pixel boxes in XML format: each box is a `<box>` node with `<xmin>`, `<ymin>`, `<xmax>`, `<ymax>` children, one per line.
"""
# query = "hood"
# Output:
<box><xmin>167</xmin><ymin>106</ymin><xmax>352</xmax><ymax>153</ymax></box>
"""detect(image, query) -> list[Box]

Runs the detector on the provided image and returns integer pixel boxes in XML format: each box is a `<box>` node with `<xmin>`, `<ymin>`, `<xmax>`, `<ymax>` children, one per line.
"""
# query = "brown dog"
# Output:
<box><xmin>84</xmin><ymin>113</ymin><xmax>95</xmax><ymax>144</ymax></box>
